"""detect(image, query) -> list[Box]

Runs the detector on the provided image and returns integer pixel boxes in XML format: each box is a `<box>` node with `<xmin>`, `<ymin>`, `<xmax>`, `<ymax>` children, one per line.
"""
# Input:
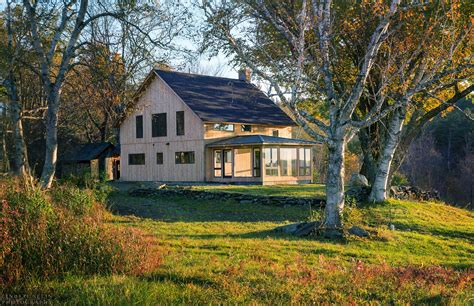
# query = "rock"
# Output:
<box><xmin>158</xmin><ymin>184</ymin><xmax>167</xmax><ymax>189</ymax></box>
<box><xmin>274</xmin><ymin>221</ymin><xmax>321</xmax><ymax>236</ymax></box>
<box><xmin>345</xmin><ymin>186</ymin><xmax>371</xmax><ymax>203</ymax></box>
<box><xmin>349</xmin><ymin>173</ymin><xmax>369</xmax><ymax>188</ymax></box>
<box><xmin>388</xmin><ymin>224</ymin><xmax>396</xmax><ymax>231</ymax></box>
<box><xmin>348</xmin><ymin>226</ymin><xmax>369</xmax><ymax>237</ymax></box>
<box><xmin>239</xmin><ymin>200</ymin><xmax>253</xmax><ymax>204</ymax></box>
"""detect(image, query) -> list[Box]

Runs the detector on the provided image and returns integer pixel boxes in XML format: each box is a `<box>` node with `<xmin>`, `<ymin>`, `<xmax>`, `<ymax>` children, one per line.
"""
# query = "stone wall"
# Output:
<box><xmin>128</xmin><ymin>188</ymin><xmax>325</xmax><ymax>207</ymax></box>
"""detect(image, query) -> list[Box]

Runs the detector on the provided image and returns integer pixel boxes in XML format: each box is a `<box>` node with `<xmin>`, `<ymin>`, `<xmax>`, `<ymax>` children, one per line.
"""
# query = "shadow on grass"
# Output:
<box><xmin>139</xmin><ymin>272</ymin><xmax>219</xmax><ymax>289</ymax></box>
<box><xmin>108</xmin><ymin>192</ymin><xmax>310</xmax><ymax>223</ymax></box>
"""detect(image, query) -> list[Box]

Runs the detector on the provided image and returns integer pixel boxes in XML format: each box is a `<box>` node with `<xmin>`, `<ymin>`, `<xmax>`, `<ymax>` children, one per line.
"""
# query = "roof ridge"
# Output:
<box><xmin>155</xmin><ymin>69</ymin><xmax>247</xmax><ymax>83</ymax></box>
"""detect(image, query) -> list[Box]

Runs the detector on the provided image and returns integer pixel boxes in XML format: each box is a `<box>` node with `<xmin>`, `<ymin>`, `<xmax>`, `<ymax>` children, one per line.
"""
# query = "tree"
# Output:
<box><xmin>201</xmin><ymin>0</ymin><xmax>405</xmax><ymax>237</ymax></box>
<box><xmin>22</xmin><ymin>0</ymin><xmax>187</xmax><ymax>188</ymax></box>
<box><xmin>1</xmin><ymin>0</ymin><xmax>31</xmax><ymax>180</ymax></box>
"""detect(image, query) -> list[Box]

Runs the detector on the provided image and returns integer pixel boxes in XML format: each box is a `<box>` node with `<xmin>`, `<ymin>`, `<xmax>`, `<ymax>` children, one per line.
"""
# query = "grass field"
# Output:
<box><xmin>190</xmin><ymin>183</ymin><xmax>326</xmax><ymax>198</ymax></box>
<box><xmin>24</xmin><ymin>186</ymin><xmax>474</xmax><ymax>304</ymax></box>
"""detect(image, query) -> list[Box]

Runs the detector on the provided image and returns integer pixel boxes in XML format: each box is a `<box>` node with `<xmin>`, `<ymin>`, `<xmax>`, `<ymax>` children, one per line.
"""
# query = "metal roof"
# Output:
<box><xmin>207</xmin><ymin>135</ymin><xmax>319</xmax><ymax>147</ymax></box>
<box><xmin>63</xmin><ymin>142</ymin><xmax>114</xmax><ymax>161</ymax></box>
<box><xmin>155</xmin><ymin>69</ymin><xmax>297</xmax><ymax>126</ymax></box>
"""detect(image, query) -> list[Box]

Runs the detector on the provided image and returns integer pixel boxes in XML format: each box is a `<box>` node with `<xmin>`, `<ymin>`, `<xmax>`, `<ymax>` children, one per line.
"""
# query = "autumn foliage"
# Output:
<box><xmin>0</xmin><ymin>179</ymin><xmax>161</xmax><ymax>289</ymax></box>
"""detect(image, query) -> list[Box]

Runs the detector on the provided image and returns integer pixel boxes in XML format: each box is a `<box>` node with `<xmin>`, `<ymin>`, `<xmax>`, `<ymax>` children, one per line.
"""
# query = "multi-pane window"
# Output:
<box><xmin>241</xmin><ymin>124</ymin><xmax>252</xmax><ymax>132</ymax></box>
<box><xmin>264</xmin><ymin>147</ymin><xmax>278</xmax><ymax>176</ymax></box>
<box><xmin>253</xmin><ymin>148</ymin><xmax>261</xmax><ymax>177</ymax></box>
<box><xmin>135</xmin><ymin>115</ymin><xmax>143</xmax><ymax>138</ymax></box>
<box><xmin>175</xmin><ymin>151</ymin><xmax>195</xmax><ymax>164</ymax></box>
<box><xmin>129</xmin><ymin>153</ymin><xmax>145</xmax><ymax>165</ymax></box>
<box><xmin>213</xmin><ymin>123</ymin><xmax>234</xmax><ymax>131</ymax></box>
<box><xmin>176</xmin><ymin>111</ymin><xmax>185</xmax><ymax>136</ymax></box>
<box><xmin>152</xmin><ymin>113</ymin><xmax>167</xmax><ymax>137</ymax></box>
<box><xmin>280</xmin><ymin>148</ymin><xmax>298</xmax><ymax>176</ymax></box>
<box><xmin>299</xmin><ymin>148</ymin><xmax>311</xmax><ymax>176</ymax></box>
<box><xmin>156</xmin><ymin>152</ymin><xmax>163</xmax><ymax>164</ymax></box>
<box><xmin>214</xmin><ymin>150</ymin><xmax>222</xmax><ymax>177</ymax></box>
<box><xmin>272</xmin><ymin>130</ymin><xmax>279</xmax><ymax>137</ymax></box>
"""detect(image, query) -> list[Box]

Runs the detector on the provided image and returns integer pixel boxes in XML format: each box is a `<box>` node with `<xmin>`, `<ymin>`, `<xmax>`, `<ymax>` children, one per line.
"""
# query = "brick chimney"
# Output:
<box><xmin>238</xmin><ymin>68</ymin><xmax>251</xmax><ymax>82</ymax></box>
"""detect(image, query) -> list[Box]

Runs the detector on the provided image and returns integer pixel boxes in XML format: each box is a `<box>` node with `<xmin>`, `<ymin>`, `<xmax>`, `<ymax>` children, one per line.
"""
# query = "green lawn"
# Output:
<box><xmin>30</xmin><ymin>189</ymin><xmax>474</xmax><ymax>304</ymax></box>
<box><xmin>190</xmin><ymin>183</ymin><xmax>326</xmax><ymax>198</ymax></box>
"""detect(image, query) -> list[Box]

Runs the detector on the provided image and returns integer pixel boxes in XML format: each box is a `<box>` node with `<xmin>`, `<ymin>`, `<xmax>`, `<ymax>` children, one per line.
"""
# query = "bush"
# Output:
<box><xmin>50</xmin><ymin>184</ymin><xmax>94</xmax><ymax>216</ymax></box>
<box><xmin>0</xmin><ymin>179</ymin><xmax>160</xmax><ymax>290</ymax></box>
<box><xmin>392</xmin><ymin>172</ymin><xmax>409</xmax><ymax>186</ymax></box>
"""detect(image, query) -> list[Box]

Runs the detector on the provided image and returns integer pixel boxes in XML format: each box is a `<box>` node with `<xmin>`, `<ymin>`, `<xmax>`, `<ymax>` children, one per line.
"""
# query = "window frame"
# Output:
<box><xmin>264</xmin><ymin>147</ymin><xmax>278</xmax><ymax>176</ymax></box>
<box><xmin>241</xmin><ymin>124</ymin><xmax>252</xmax><ymax>132</ymax></box>
<box><xmin>152</xmin><ymin>113</ymin><xmax>167</xmax><ymax>138</ymax></box>
<box><xmin>128</xmin><ymin>153</ymin><xmax>145</xmax><ymax>165</ymax></box>
<box><xmin>298</xmin><ymin>147</ymin><xmax>311</xmax><ymax>176</ymax></box>
<box><xmin>135</xmin><ymin>115</ymin><xmax>143</xmax><ymax>139</ymax></box>
<box><xmin>213</xmin><ymin>149</ymin><xmax>222</xmax><ymax>177</ymax></box>
<box><xmin>213</xmin><ymin>123</ymin><xmax>234</xmax><ymax>132</ymax></box>
<box><xmin>280</xmin><ymin>147</ymin><xmax>298</xmax><ymax>176</ymax></box>
<box><xmin>253</xmin><ymin>148</ymin><xmax>261</xmax><ymax>177</ymax></box>
<box><xmin>176</xmin><ymin>111</ymin><xmax>185</xmax><ymax>136</ymax></box>
<box><xmin>156</xmin><ymin>152</ymin><xmax>163</xmax><ymax>165</ymax></box>
<box><xmin>175</xmin><ymin>151</ymin><xmax>195</xmax><ymax>164</ymax></box>
<box><xmin>272</xmin><ymin>130</ymin><xmax>279</xmax><ymax>137</ymax></box>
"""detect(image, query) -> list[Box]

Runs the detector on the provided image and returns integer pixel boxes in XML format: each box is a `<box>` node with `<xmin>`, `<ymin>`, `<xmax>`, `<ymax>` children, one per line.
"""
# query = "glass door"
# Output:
<box><xmin>223</xmin><ymin>149</ymin><xmax>233</xmax><ymax>178</ymax></box>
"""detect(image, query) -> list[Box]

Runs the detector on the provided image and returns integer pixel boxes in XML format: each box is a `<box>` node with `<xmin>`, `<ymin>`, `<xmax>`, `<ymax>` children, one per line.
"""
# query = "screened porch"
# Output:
<box><xmin>205</xmin><ymin>135</ymin><xmax>317</xmax><ymax>185</ymax></box>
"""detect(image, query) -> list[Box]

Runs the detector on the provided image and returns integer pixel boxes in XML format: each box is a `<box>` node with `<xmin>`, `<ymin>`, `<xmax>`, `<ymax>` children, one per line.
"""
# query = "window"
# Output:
<box><xmin>272</xmin><ymin>130</ymin><xmax>279</xmax><ymax>137</ymax></box>
<box><xmin>253</xmin><ymin>148</ymin><xmax>261</xmax><ymax>177</ymax></box>
<box><xmin>280</xmin><ymin>148</ymin><xmax>298</xmax><ymax>176</ymax></box>
<box><xmin>152</xmin><ymin>113</ymin><xmax>167</xmax><ymax>137</ymax></box>
<box><xmin>176</xmin><ymin>111</ymin><xmax>185</xmax><ymax>136</ymax></box>
<box><xmin>214</xmin><ymin>150</ymin><xmax>222</xmax><ymax>177</ymax></box>
<box><xmin>241</xmin><ymin>124</ymin><xmax>252</xmax><ymax>132</ymax></box>
<box><xmin>175</xmin><ymin>151</ymin><xmax>195</xmax><ymax>164</ymax></box>
<box><xmin>213</xmin><ymin>123</ymin><xmax>234</xmax><ymax>132</ymax></box>
<box><xmin>299</xmin><ymin>148</ymin><xmax>311</xmax><ymax>176</ymax></box>
<box><xmin>129</xmin><ymin>153</ymin><xmax>145</xmax><ymax>165</ymax></box>
<box><xmin>136</xmin><ymin>115</ymin><xmax>143</xmax><ymax>138</ymax></box>
<box><xmin>156</xmin><ymin>152</ymin><xmax>163</xmax><ymax>164</ymax></box>
<box><xmin>264</xmin><ymin>147</ymin><xmax>278</xmax><ymax>176</ymax></box>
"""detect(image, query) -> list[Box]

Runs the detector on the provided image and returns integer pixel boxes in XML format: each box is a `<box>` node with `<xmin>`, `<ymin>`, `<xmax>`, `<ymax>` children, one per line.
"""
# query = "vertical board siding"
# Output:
<box><xmin>120</xmin><ymin>76</ymin><xmax>205</xmax><ymax>181</ymax></box>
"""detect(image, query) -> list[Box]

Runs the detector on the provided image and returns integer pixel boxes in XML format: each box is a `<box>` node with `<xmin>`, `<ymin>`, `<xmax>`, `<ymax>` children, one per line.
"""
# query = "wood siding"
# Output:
<box><xmin>120</xmin><ymin>75</ymin><xmax>205</xmax><ymax>181</ymax></box>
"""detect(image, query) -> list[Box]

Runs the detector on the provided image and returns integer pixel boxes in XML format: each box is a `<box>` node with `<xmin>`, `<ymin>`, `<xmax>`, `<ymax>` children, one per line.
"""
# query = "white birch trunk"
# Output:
<box><xmin>321</xmin><ymin>134</ymin><xmax>346</xmax><ymax>237</ymax></box>
<box><xmin>369</xmin><ymin>107</ymin><xmax>406</xmax><ymax>202</ymax></box>
<box><xmin>40</xmin><ymin>90</ymin><xmax>60</xmax><ymax>188</ymax></box>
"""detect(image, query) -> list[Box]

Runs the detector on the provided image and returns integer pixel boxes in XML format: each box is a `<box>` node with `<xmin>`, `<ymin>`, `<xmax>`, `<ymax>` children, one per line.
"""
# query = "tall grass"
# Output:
<box><xmin>0</xmin><ymin>179</ymin><xmax>160</xmax><ymax>290</ymax></box>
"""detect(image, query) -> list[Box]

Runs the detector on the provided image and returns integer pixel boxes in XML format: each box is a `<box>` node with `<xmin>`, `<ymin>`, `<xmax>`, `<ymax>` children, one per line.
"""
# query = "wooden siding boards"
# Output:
<box><xmin>120</xmin><ymin>74</ymin><xmax>205</xmax><ymax>181</ymax></box>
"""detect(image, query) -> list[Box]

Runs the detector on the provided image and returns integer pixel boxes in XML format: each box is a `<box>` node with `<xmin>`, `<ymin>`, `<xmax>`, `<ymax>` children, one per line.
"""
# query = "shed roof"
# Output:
<box><xmin>155</xmin><ymin>69</ymin><xmax>297</xmax><ymax>126</ymax></box>
<box><xmin>206</xmin><ymin>135</ymin><xmax>319</xmax><ymax>147</ymax></box>
<box><xmin>63</xmin><ymin>142</ymin><xmax>114</xmax><ymax>162</ymax></box>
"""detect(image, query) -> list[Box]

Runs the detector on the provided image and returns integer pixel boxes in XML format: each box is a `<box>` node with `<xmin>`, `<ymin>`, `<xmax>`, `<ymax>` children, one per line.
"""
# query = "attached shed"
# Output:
<box><xmin>60</xmin><ymin>142</ymin><xmax>119</xmax><ymax>180</ymax></box>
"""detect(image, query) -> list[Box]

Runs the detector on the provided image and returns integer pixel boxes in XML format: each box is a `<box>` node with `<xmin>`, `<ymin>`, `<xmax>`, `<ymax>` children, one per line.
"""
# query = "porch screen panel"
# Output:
<box><xmin>234</xmin><ymin>148</ymin><xmax>252</xmax><ymax>177</ymax></box>
<box><xmin>214</xmin><ymin>150</ymin><xmax>222</xmax><ymax>177</ymax></box>
<box><xmin>280</xmin><ymin>148</ymin><xmax>297</xmax><ymax>176</ymax></box>
<box><xmin>264</xmin><ymin>147</ymin><xmax>278</xmax><ymax>176</ymax></box>
<box><xmin>299</xmin><ymin>148</ymin><xmax>311</xmax><ymax>176</ymax></box>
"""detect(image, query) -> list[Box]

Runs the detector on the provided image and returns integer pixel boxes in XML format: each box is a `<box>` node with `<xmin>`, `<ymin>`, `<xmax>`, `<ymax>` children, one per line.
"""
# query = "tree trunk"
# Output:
<box><xmin>40</xmin><ymin>90</ymin><xmax>60</xmax><ymax>188</ymax></box>
<box><xmin>369</xmin><ymin>108</ymin><xmax>406</xmax><ymax>202</ymax></box>
<box><xmin>321</xmin><ymin>136</ymin><xmax>346</xmax><ymax>238</ymax></box>
<box><xmin>359</xmin><ymin>127</ymin><xmax>378</xmax><ymax>184</ymax></box>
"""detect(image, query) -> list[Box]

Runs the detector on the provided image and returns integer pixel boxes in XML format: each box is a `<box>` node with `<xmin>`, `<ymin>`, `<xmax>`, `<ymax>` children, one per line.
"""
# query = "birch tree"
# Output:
<box><xmin>1</xmin><ymin>0</ymin><xmax>31</xmax><ymax>180</ymax></box>
<box><xmin>22</xmin><ymin>0</ymin><xmax>185</xmax><ymax>188</ymax></box>
<box><xmin>201</xmin><ymin>0</ymin><xmax>404</xmax><ymax>237</ymax></box>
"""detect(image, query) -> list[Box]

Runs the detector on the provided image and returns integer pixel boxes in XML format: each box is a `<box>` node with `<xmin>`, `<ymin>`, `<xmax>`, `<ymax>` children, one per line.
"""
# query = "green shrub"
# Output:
<box><xmin>50</xmin><ymin>184</ymin><xmax>94</xmax><ymax>216</ymax></box>
<box><xmin>0</xmin><ymin>179</ymin><xmax>160</xmax><ymax>290</ymax></box>
<box><xmin>392</xmin><ymin>172</ymin><xmax>409</xmax><ymax>186</ymax></box>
